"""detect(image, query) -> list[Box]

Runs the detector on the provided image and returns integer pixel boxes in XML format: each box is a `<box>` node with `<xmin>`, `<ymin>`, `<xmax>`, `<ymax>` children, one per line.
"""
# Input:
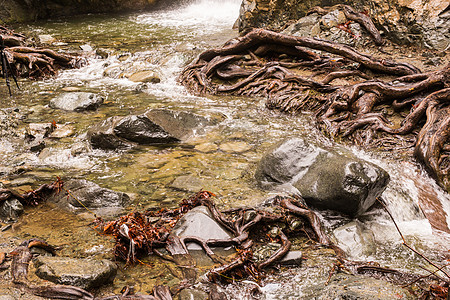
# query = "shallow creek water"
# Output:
<box><xmin>1</xmin><ymin>0</ymin><xmax>450</xmax><ymax>298</ymax></box>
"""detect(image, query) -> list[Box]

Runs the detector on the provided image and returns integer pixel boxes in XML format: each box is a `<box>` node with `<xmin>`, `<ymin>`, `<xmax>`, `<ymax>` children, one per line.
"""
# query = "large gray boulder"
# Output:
<box><xmin>255</xmin><ymin>138</ymin><xmax>389</xmax><ymax>217</ymax></box>
<box><xmin>47</xmin><ymin>179</ymin><xmax>129</xmax><ymax>216</ymax></box>
<box><xmin>50</xmin><ymin>92</ymin><xmax>104</xmax><ymax>112</ymax></box>
<box><xmin>88</xmin><ymin>109</ymin><xmax>220</xmax><ymax>150</ymax></box>
<box><xmin>33</xmin><ymin>256</ymin><xmax>117</xmax><ymax>289</ymax></box>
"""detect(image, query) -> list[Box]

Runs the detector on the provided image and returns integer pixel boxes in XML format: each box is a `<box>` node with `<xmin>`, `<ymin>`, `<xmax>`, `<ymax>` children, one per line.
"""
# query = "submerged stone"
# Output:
<box><xmin>33</xmin><ymin>256</ymin><xmax>117</xmax><ymax>289</ymax></box>
<box><xmin>47</xmin><ymin>179</ymin><xmax>129</xmax><ymax>217</ymax></box>
<box><xmin>255</xmin><ymin>138</ymin><xmax>389</xmax><ymax>217</ymax></box>
<box><xmin>50</xmin><ymin>92</ymin><xmax>104</xmax><ymax>112</ymax></box>
<box><xmin>128</xmin><ymin>70</ymin><xmax>161</xmax><ymax>83</ymax></box>
<box><xmin>319</xmin><ymin>273</ymin><xmax>415</xmax><ymax>299</ymax></box>
<box><xmin>178</xmin><ymin>289</ymin><xmax>208</xmax><ymax>300</ymax></box>
<box><xmin>170</xmin><ymin>175</ymin><xmax>205</xmax><ymax>193</ymax></box>
<box><xmin>219</xmin><ymin>141</ymin><xmax>252</xmax><ymax>153</ymax></box>
<box><xmin>144</xmin><ymin>109</ymin><xmax>217</xmax><ymax>140</ymax></box>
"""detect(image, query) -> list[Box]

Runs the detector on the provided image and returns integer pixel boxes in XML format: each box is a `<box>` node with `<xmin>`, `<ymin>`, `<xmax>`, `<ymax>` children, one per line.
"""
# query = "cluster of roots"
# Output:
<box><xmin>93</xmin><ymin>191</ymin><xmax>334</xmax><ymax>286</ymax></box>
<box><xmin>1</xmin><ymin>186</ymin><xmax>448</xmax><ymax>299</ymax></box>
<box><xmin>93</xmin><ymin>191</ymin><xmax>448</xmax><ymax>299</ymax></box>
<box><xmin>0</xmin><ymin>26</ymin><xmax>83</xmax><ymax>78</ymax></box>
<box><xmin>0</xmin><ymin>177</ymin><xmax>63</xmax><ymax>207</ymax></box>
<box><xmin>179</xmin><ymin>28</ymin><xmax>450</xmax><ymax>192</ymax></box>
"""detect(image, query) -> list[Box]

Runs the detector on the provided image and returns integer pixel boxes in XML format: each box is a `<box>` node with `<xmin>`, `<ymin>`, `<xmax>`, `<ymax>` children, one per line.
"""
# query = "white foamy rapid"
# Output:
<box><xmin>49</xmin><ymin>0</ymin><xmax>241</xmax><ymax>103</ymax></box>
<box><xmin>134</xmin><ymin>0</ymin><xmax>241</xmax><ymax>34</ymax></box>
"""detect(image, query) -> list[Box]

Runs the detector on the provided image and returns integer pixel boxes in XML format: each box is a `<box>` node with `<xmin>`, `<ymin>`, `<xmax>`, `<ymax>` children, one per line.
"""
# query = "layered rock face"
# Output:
<box><xmin>237</xmin><ymin>0</ymin><xmax>450</xmax><ymax>50</ymax></box>
<box><xmin>0</xmin><ymin>0</ymin><xmax>161</xmax><ymax>23</ymax></box>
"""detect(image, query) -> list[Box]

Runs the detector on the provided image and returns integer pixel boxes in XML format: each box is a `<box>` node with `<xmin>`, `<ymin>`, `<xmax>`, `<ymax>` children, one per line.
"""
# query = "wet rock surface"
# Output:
<box><xmin>113</xmin><ymin>114</ymin><xmax>179</xmax><ymax>144</ymax></box>
<box><xmin>33</xmin><ymin>256</ymin><xmax>117</xmax><ymax>289</ymax></box>
<box><xmin>88</xmin><ymin>109</ymin><xmax>220</xmax><ymax>150</ymax></box>
<box><xmin>47</xmin><ymin>179</ymin><xmax>129</xmax><ymax>216</ymax></box>
<box><xmin>50</xmin><ymin>92</ymin><xmax>104</xmax><ymax>112</ymax></box>
<box><xmin>172</xmin><ymin>205</ymin><xmax>234</xmax><ymax>250</ymax></box>
<box><xmin>178</xmin><ymin>288</ymin><xmax>208</xmax><ymax>300</ymax></box>
<box><xmin>256</xmin><ymin>138</ymin><xmax>390</xmax><ymax>217</ymax></box>
<box><xmin>319</xmin><ymin>273</ymin><xmax>415</xmax><ymax>299</ymax></box>
<box><xmin>128</xmin><ymin>70</ymin><xmax>161</xmax><ymax>83</ymax></box>
<box><xmin>144</xmin><ymin>109</ymin><xmax>219</xmax><ymax>140</ymax></box>
<box><xmin>87</xmin><ymin>116</ymin><xmax>130</xmax><ymax>150</ymax></box>
<box><xmin>0</xmin><ymin>199</ymin><xmax>24</xmax><ymax>223</ymax></box>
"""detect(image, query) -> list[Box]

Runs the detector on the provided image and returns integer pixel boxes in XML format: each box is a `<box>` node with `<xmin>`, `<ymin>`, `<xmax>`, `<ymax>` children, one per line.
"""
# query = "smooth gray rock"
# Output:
<box><xmin>0</xmin><ymin>199</ymin><xmax>23</xmax><ymax>223</ymax></box>
<box><xmin>280</xmin><ymin>250</ymin><xmax>302</xmax><ymax>266</ymax></box>
<box><xmin>33</xmin><ymin>256</ymin><xmax>117</xmax><ymax>289</ymax></box>
<box><xmin>87</xmin><ymin>116</ymin><xmax>130</xmax><ymax>150</ymax></box>
<box><xmin>170</xmin><ymin>175</ymin><xmax>205</xmax><ymax>193</ymax></box>
<box><xmin>318</xmin><ymin>274</ymin><xmax>415</xmax><ymax>299</ymax></box>
<box><xmin>172</xmin><ymin>206</ymin><xmax>234</xmax><ymax>250</ymax></box>
<box><xmin>178</xmin><ymin>289</ymin><xmax>209</xmax><ymax>300</ymax></box>
<box><xmin>256</xmin><ymin>138</ymin><xmax>389</xmax><ymax>217</ymax></box>
<box><xmin>50</xmin><ymin>92</ymin><xmax>104</xmax><ymax>111</ymax></box>
<box><xmin>144</xmin><ymin>109</ymin><xmax>216</xmax><ymax>140</ymax></box>
<box><xmin>113</xmin><ymin>114</ymin><xmax>179</xmax><ymax>144</ymax></box>
<box><xmin>332</xmin><ymin>220</ymin><xmax>376</xmax><ymax>258</ymax></box>
<box><xmin>88</xmin><ymin>109</ymin><xmax>221</xmax><ymax>150</ymax></box>
<box><xmin>47</xmin><ymin>179</ymin><xmax>129</xmax><ymax>216</ymax></box>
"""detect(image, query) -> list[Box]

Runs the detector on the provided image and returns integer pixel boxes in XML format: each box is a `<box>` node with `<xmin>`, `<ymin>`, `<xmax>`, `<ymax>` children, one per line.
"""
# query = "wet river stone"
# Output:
<box><xmin>0</xmin><ymin>199</ymin><xmax>23</xmax><ymax>223</ymax></box>
<box><xmin>128</xmin><ymin>70</ymin><xmax>161</xmax><ymax>83</ymax></box>
<box><xmin>172</xmin><ymin>205</ymin><xmax>234</xmax><ymax>250</ymax></box>
<box><xmin>178</xmin><ymin>289</ymin><xmax>208</xmax><ymax>300</ymax></box>
<box><xmin>33</xmin><ymin>256</ymin><xmax>117</xmax><ymax>289</ymax></box>
<box><xmin>255</xmin><ymin>138</ymin><xmax>389</xmax><ymax>217</ymax></box>
<box><xmin>87</xmin><ymin>116</ymin><xmax>130</xmax><ymax>150</ymax></box>
<box><xmin>88</xmin><ymin>109</ymin><xmax>219</xmax><ymax>150</ymax></box>
<box><xmin>317</xmin><ymin>273</ymin><xmax>415</xmax><ymax>299</ymax></box>
<box><xmin>47</xmin><ymin>179</ymin><xmax>129</xmax><ymax>216</ymax></box>
<box><xmin>50</xmin><ymin>92</ymin><xmax>104</xmax><ymax>111</ymax></box>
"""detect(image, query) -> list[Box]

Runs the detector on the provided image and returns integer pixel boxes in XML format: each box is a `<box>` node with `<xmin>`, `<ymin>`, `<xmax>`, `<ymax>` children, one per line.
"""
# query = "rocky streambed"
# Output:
<box><xmin>0</xmin><ymin>0</ymin><xmax>450</xmax><ymax>299</ymax></box>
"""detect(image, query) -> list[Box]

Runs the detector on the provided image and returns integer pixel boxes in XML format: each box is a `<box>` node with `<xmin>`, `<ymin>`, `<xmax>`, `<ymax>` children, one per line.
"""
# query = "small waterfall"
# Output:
<box><xmin>134</xmin><ymin>0</ymin><xmax>241</xmax><ymax>33</ymax></box>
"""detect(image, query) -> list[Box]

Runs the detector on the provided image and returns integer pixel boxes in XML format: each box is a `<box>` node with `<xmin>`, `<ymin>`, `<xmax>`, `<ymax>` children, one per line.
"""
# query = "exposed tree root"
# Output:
<box><xmin>94</xmin><ymin>191</ymin><xmax>337</xmax><ymax>286</ymax></box>
<box><xmin>0</xmin><ymin>177</ymin><xmax>63</xmax><ymax>207</ymax></box>
<box><xmin>1</xmin><ymin>27</ymin><xmax>83</xmax><ymax>79</ymax></box>
<box><xmin>309</xmin><ymin>5</ymin><xmax>384</xmax><ymax>46</ymax></box>
<box><xmin>179</xmin><ymin>28</ymin><xmax>450</xmax><ymax>191</ymax></box>
<box><xmin>92</xmin><ymin>191</ymin><xmax>448</xmax><ymax>298</ymax></box>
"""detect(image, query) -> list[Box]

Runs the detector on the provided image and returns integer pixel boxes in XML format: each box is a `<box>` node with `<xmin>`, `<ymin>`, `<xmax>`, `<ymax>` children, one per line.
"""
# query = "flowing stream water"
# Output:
<box><xmin>1</xmin><ymin>0</ymin><xmax>450</xmax><ymax>298</ymax></box>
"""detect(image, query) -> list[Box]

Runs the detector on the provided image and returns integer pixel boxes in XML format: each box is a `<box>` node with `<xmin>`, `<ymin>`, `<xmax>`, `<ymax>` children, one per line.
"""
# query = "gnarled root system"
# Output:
<box><xmin>179</xmin><ymin>28</ymin><xmax>450</xmax><ymax>191</ymax></box>
<box><xmin>1</xmin><ymin>27</ymin><xmax>83</xmax><ymax>79</ymax></box>
<box><xmin>94</xmin><ymin>191</ymin><xmax>335</xmax><ymax>285</ymax></box>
